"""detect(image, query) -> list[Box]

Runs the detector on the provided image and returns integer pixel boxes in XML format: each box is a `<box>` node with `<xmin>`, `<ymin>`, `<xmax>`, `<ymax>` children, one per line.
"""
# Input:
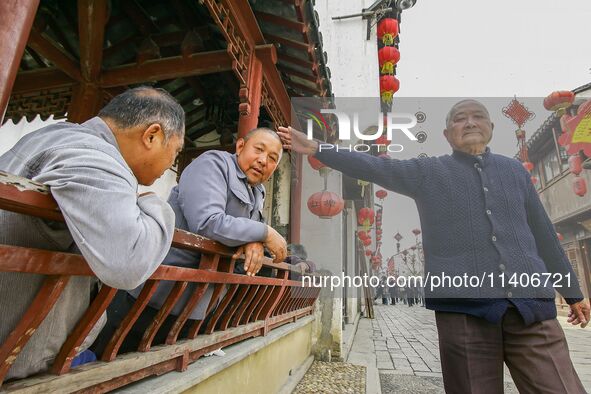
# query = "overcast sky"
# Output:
<box><xmin>375</xmin><ymin>0</ymin><xmax>591</xmax><ymax>261</ymax></box>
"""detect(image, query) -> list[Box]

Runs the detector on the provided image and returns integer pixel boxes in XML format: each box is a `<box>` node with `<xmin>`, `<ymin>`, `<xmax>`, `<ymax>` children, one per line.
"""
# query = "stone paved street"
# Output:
<box><xmin>348</xmin><ymin>304</ymin><xmax>591</xmax><ymax>393</ymax></box>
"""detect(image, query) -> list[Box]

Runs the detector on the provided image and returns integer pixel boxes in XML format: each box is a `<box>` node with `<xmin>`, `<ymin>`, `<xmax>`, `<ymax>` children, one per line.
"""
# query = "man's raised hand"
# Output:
<box><xmin>277</xmin><ymin>126</ymin><xmax>319</xmax><ymax>156</ymax></box>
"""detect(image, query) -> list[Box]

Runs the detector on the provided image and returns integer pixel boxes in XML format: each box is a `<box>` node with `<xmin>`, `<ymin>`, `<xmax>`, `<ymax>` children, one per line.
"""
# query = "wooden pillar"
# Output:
<box><xmin>67</xmin><ymin>83</ymin><xmax>103</xmax><ymax>123</ymax></box>
<box><xmin>0</xmin><ymin>0</ymin><xmax>40</xmax><ymax>123</ymax></box>
<box><xmin>237</xmin><ymin>53</ymin><xmax>263</xmax><ymax>138</ymax></box>
<box><xmin>289</xmin><ymin>153</ymin><xmax>302</xmax><ymax>243</ymax></box>
<box><xmin>67</xmin><ymin>0</ymin><xmax>108</xmax><ymax>123</ymax></box>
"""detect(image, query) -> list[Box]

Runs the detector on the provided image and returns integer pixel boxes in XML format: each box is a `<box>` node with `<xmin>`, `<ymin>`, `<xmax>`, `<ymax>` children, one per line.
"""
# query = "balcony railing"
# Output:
<box><xmin>0</xmin><ymin>172</ymin><xmax>319</xmax><ymax>392</ymax></box>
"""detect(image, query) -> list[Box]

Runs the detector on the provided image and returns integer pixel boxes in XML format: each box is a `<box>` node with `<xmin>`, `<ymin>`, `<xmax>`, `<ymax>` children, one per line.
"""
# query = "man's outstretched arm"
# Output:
<box><xmin>277</xmin><ymin>126</ymin><xmax>429</xmax><ymax>198</ymax></box>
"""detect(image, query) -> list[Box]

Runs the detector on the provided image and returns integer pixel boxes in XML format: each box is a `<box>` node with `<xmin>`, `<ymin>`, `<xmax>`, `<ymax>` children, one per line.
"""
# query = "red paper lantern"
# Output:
<box><xmin>557</xmin><ymin>232</ymin><xmax>564</xmax><ymax>241</ymax></box>
<box><xmin>569</xmin><ymin>155</ymin><xmax>583</xmax><ymax>175</ymax></box>
<box><xmin>560</xmin><ymin>99</ymin><xmax>591</xmax><ymax>157</ymax></box>
<box><xmin>377</xmin><ymin>18</ymin><xmax>399</xmax><ymax>45</ymax></box>
<box><xmin>358</xmin><ymin>207</ymin><xmax>375</xmax><ymax>227</ymax></box>
<box><xmin>378</xmin><ymin>46</ymin><xmax>400</xmax><ymax>74</ymax></box>
<box><xmin>307</xmin><ymin>155</ymin><xmax>326</xmax><ymax>170</ymax></box>
<box><xmin>573</xmin><ymin>177</ymin><xmax>587</xmax><ymax>197</ymax></box>
<box><xmin>375</xmin><ymin>189</ymin><xmax>388</xmax><ymax>200</ymax></box>
<box><xmin>307</xmin><ymin>191</ymin><xmax>344</xmax><ymax>218</ymax></box>
<box><xmin>376</xmin><ymin>135</ymin><xmax>391</xmax><ymax>146</ymax></box>
<box><xmin>522</xmin><ymin>162</ymin><xmax>534</xmax><ymax>172</ymax></box>
<box><xmin>543</xmin><ymin>91</ymin><xmax>575</xmax><ymax>112</ymax></box>
<box><xmin>380</xmin><ymin>75</ymin><xmax>400</xmax><ymax>104</ymax></box>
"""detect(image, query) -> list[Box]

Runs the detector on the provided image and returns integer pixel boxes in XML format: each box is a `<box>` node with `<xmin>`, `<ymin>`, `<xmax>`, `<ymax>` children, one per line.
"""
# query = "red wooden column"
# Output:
<box><xmin>237</xmin><ymin>53</ymin><xmax>263</xmax><ymax>138</ymax></box>
<box><xmin>0</xmin><ymin>0</ymin><xmax>40</xmax><ymax>123</ymax></box>
<box><xmin>68</xmin><ymin>0</ymin><xmax>108</xmax><ymax>123</ymax></box>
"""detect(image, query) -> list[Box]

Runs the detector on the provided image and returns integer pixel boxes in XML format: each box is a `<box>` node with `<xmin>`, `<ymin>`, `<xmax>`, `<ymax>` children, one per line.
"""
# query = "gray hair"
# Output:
<box><xmin>445</xmin><ymin>99</ymin><xmax>490</xmax><ymax>128</ymax></box>
<box><xmin>98</xmin><ymin>86</ymin><xmax>185</xmax><ymax>141</ymax></box>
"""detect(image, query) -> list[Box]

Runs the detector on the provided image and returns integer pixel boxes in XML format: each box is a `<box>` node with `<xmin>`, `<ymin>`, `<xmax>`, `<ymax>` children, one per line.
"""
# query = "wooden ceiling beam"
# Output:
<box><xmin>254</xmin><ymin>11</ymin><xmax>306</xmax><ymax>34</ymax></box>
<box><xmin>256</xmin><ymin>44</ymin><xmax>292</xmax><ymax>125</ymax></box>
<box><xmin>100</xmin><ymin>50</ymin><xmax>232</xmax><ymax>88</ymax></box>
<box><xmin>284</xmin><ymin>79</ymin><xmax>319</xmax><ymax>95</ymax></box>
<box><xmin>44</xmin><ymin>17</ymin><xmax>78</xmax><ymax>57</ymax></box>
<box><xmin>122</xmin><ymin>0</ymin><xmax>159</xmax><ymax>36</ymax></box>
<box><xmin>278</xmin><ymin>53</ymin><xmax>317</xmax><ymax>74</ymax></box>
<box><xmin>264</xmin><ymin>33</ymin><xmax>311</xmax><ymax>53</ymax></box>
<box><xmin>26</xmin><ymin>48</ymin><xmax>48</xmax><ymax>68</ymax></box>
<box><xmin>222</xmin><ymin>0</ymin><xmax>265</xmax><ymax>46</ymax></box>
<box><xmin>78</xmin><ymin>0</ymin><xmax>109</xmax><ymax>82</ymax></box>
<box><xmin>12</xmin><ymin>68</ymin><xmax>75</xmax><ymax>94</ymax></box>
<box><xmin>185</xmin><ymin>77</ymin><xmax>206</xmax><ymax>100</ymax></box>
<box><xmin>27</xmin><ymin>27</ymin><xmax>82</xmax><ymax>81</ymax></box>
<box><xmin>276</xmin><ymin>64</ymin><xmax>316</xmax><ymax>83</ymax></box>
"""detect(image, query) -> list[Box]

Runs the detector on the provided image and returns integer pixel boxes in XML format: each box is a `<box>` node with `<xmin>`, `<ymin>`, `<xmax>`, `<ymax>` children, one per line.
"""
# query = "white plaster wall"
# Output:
<box><xmin>301</xmin><ymin>0</ymin><xmax>381</xmax><ymax>358</ymax></box>
<box><xmin>315</xmin><ymin>0</ymin><xmax>380</xmax><ymax>98</ymax></box>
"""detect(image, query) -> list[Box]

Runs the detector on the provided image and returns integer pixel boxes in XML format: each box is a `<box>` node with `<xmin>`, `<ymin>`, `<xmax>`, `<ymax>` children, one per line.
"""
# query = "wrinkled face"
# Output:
<box><xmin>235</xmin><ymin>131</ymin><xmax>283</xmax><ymax>186</ymax></box>
<box><xmin>444</xmin><ymin>101</ymin><xmax>494</xmax><ymax>154</ymax></box>
<box><xmin>136</xmin><ymin>131</ymin><xmax>184</xmax><ymax>186</ymax></box>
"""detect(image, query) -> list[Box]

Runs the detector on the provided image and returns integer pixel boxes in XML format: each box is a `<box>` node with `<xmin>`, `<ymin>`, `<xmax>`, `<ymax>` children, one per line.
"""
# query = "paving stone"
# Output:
<box><xmin>353</xmin><ymin>305</ymin><xmax>591</xmax><ymax>392</ymax></box>
<box><xmin>294</xmin><ymin>361</ymin><xmax>365</xmax><ymax>394</ymax></box>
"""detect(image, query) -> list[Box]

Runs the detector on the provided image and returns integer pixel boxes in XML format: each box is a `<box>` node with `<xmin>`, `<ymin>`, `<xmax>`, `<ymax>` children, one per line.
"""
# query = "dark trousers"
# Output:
<box><xmin>435</xmin><ymin>308</ymin><xmax>585</xmax><ymax>394</ymax></box>
<box><xmin>92</xmin><ymin>290</ymin><xmax>194</xmax><ymax>357</ymax></box>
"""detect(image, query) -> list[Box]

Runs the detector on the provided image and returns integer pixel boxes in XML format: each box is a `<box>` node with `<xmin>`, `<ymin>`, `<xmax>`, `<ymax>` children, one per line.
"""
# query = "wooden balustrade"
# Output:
<box><xmin>0</xmin><ymin>172</ymin><xmax>320</xmax><ymax>392</ymax></box>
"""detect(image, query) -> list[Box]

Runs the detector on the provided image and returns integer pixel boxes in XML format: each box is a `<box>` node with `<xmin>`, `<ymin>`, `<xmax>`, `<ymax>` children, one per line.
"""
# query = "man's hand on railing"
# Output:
<box><xmin>232</xmin><ymin>242</ymin><xmax>265</xmax><ymax>276</ymax></box>
<box><xmin>264</xmin><ymin>226</ymin><xmax>287</xmax><ymax>264</ymax></box>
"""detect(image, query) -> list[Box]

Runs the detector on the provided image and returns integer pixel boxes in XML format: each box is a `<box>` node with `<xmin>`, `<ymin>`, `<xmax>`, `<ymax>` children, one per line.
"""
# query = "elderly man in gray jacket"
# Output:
<box><xmin>0</xmin><ymin>87</ymin><xmax>184</xmax><ymax>379</ymax></box>
<box><xmin>94</xmin><ymin>127</ymin><xmax>287</xmax><ymax>352</ymax></box>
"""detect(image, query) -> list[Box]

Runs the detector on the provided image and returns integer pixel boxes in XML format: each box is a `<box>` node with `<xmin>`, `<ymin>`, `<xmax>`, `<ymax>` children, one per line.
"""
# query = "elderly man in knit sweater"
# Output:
<box><xmin>278</xmin><ymin>99</ymin><xmax>590</xmax><ymax>393</ymax></box>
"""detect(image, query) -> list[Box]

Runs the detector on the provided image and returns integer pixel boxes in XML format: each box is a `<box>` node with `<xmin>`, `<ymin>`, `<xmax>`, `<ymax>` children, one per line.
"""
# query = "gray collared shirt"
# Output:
<box><xmin>132</xmin><ymin>150</ymin><xmax>268</xmax><ymax>319</ymax></box>
<box><xmin>0</xmin><ymin>117</ymin><xmax>175</xmax><ymax>378</ymax></box>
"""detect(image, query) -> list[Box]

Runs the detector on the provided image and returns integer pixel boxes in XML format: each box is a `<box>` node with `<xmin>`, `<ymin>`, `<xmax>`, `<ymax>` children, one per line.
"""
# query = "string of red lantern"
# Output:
<box><xmin>544</xmin><ymin>91</ymin><xmax>589</xmax><ymax>197</ymax></box>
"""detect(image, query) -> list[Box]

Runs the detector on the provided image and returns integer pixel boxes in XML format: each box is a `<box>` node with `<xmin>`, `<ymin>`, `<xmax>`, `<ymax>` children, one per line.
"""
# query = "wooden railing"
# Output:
<box><xmin>0</xmin><ymin>172</ymin><xmax>319</xmax><ymax>392</ymax></box>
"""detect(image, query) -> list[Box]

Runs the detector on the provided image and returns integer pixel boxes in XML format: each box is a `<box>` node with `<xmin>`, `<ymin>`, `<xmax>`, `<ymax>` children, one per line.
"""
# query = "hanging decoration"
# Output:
<box><xmin>357</xmin><ymin>207</ymin><xmax>375</xmax><ymax>230</ymax></box>
<box><xmin>307</xmin><ymin>191</ymin><xmax>344</xmax><ymax>219</ymax></box>
<box><xmin>573</xmin><ymin>177</ymin><xmax>587</xmax><ymax>197</ymax></box>
<box><xmin>543</xmin><ymin>91</ymin><xmax>575</xmax><ymax>116</ymax></box>
<box><xmin>375</xmin><ymin>189</ymin><xmax>388</xmax><ymax>201</ymax></box>
<box><xmin>308</xmin><ymin>155</ymin><xmax>331</xmax><ymax>178</ymax></box>
<box><xmin>558</xmin><ymin>99</ymin><xmax>591</xmax><ymax>157</ymax></box>
<box><xmin>378</xmin><ymin>46</ymin><xmax>400</xmax><ymax>75</ymax></box>
<box><xmin>379</xmin><ymin>75</ymin><xmax>400</xmax><ymax>104</ymax></box>
<box><xmin>522</xmin><ymin>161</ymin><xmax>534</xmax><ymax>172</ymax></box>
<box><xmin>557</xmin><ymin>232</ymin><xmax>564</xmax><ymax>241</ymax></box>
<box><xmin>377</xmin><ymin>18</ymin><xmax>399</xmax><ymax>46</ymax></box>
<box><xmin>503</xmin><ymin>97</ymin><xmax>536</xmax><ymax>165</ymax></box>
<box><xmin>545</xmin><ymin>92</ymin><xmax>590</xmax><ymax>197</ymax></box>
<box><xmin>387</xmin><ymin>256</ymin><xmax>396</xmax><ymax>276</ymax></box>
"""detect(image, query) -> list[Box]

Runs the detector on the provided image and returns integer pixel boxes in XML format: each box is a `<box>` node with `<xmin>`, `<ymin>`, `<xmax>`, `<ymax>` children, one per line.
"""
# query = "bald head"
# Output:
<box><xmin>236</xmin><ymin>127</ymin><xmax>283</xmax><ymax>185</ymax></box>
<box><xmin>445</xmin><ymin>99</ymin><xmax>490</xmax><ymax>128</ymax></box>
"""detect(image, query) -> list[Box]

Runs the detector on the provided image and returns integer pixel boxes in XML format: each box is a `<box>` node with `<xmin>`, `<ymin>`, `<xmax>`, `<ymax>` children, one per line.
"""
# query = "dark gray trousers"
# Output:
<box><xmin>435</xmin><ymin>308</ymin><xmax>586</xmax><ymax>394</ymax></box>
